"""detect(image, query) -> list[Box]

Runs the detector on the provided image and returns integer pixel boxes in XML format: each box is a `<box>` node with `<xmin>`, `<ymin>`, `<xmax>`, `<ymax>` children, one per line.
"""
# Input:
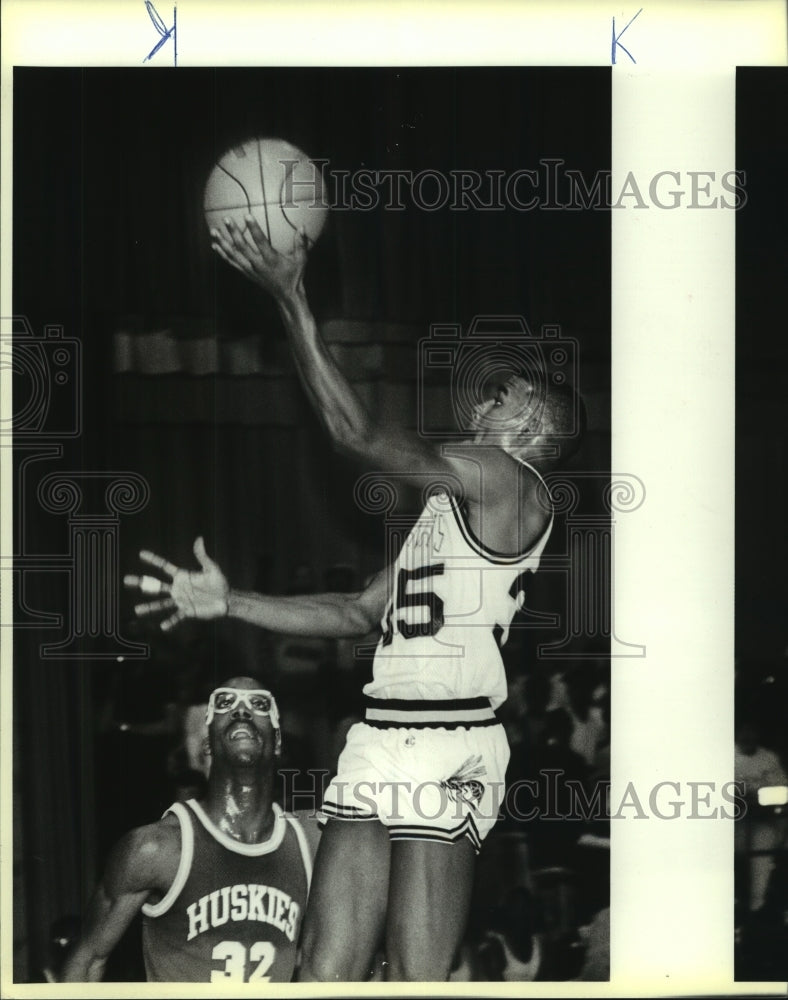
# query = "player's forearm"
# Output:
<box><xmin>277</xmin><ymin>288</ymin><xmax>376</xmax><ymax>453</ymax></box>
<box><xmin>227</xmin><ymin>588</ymin><xmax>376</xmax><ymax>637</ymax></box>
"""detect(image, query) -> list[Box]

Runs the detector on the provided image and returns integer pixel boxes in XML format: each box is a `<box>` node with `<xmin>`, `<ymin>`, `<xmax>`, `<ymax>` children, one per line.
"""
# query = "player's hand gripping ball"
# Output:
<box><xmin>204</xmin><ymin>137</ymin><xmax>328</xmax><ymax>257</ymax></box>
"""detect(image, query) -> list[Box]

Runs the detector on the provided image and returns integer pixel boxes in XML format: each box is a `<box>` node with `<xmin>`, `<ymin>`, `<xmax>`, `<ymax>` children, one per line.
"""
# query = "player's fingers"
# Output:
<box><xmin>212</xmin><ymin>240</ymin><xmax>251</xmax><ymax>275</ymax></box>
<box><xmin>289</xmin><ymin>225</ymin><xmax>310</xmax><ymax>265</ymax></box>
<box><xmin>223</xmin><ymin>217</ymin><xmax>254</xmax><ymax>256</ymax></box>
<box><xmin>160</xmin><ymin>609</ymin><xmax>186</xmax><ymax>632</ymax></box>
<box><xmin>192</xmin><ymin>535</ymin><xmax>216</xmax><ymax>571</ymax></box>
<box><xmin>138</xmin><ymin>550</ymin><xmax>180</xmax><ymax>578</ymax></box>
<box><xmin>124</xmin><ymin>574</ymin><xmax>172</xmax><ymax>596</ymax></box>
<box><xmin>209</xmin><ymin>227</ymin><xmax>234</xmax><ymax>256</ymax></box>
<box><xmin>244</xmin><ymin>215</ymin><xmax>277</xmax><ymax>255</ymax></box>
<box><xmin>134</xmin><ymin>598</ymin><xmax>176</xmax><ymax>617</ymax></box>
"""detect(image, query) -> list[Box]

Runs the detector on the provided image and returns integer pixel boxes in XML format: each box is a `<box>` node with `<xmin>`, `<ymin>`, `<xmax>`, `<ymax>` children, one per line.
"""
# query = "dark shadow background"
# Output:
<box><xmin>734</xmin><ymin>67</ymin><xmax>788</xmax><ymax>981</ymax></box>
<box><xmin>12</xmin><ymin>67</ymin><xmax>611</xmax><ymax>982</ymax></box>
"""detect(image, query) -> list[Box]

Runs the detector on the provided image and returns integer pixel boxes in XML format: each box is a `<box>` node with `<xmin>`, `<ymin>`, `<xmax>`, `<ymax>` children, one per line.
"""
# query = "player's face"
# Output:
<box><xmin>207</xmin><ymin>677</ymin><xmax>278</xmax><ymax>764</ymax></box>
<box><xmin>470</xmin><ymin>375</ymin><xmax>539</xmax><ymax>446</ymax></box>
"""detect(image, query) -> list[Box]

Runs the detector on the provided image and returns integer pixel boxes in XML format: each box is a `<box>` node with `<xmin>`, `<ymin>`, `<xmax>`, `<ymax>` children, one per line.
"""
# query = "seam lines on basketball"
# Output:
<box><xmin>216</xmin><ymin>161</ymin><xmax>253</xmax><ymax>218</ymax></box>
<box><xmin>277</xmin><ymin>161</ymin><xmax>300</xmax><ymax>239</ymax></box>
<box><xmin>257</xmin><ymin>138</ymin><xmax>272</xmax><ymax>242</ymax></box>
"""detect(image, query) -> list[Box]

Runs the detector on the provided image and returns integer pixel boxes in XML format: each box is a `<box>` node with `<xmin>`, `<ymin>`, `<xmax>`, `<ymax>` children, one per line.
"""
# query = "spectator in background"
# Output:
<box><xmin>526</xmin><ymin>708</ymin><xmax>590</xmax><ymax>870</ymax></box>
<box><xmin>41</xmin><ymin>915</ymin><xmax>82</xmax><ymax>984</ymax></box>
<box><xmin>500</xmin><ymin>667</ymin><xmax>553</xmax><ymax>776</ymax></box>
<box><xmin>587</xmin><ymin>682</ymin><xmax>610</xmax><ymax>790</ymax></box>
<box><xmin>735</xmin><ymin>718</ymin><xmax>788</xmax><ymax>912</ymax></box>
<box><xmin>477</xmin><ymin>887</ymin><xmax>547</xmax><ymax>981</ymax></box>
<box><xmin>575</xmin><ymin>906</ymin><xmax>609</xmax><ymax>982</ymax></box>
<box><xmin>737</xmin><ymin>856</ymin><xmax>788</xmax><ymax>980</ymax></box>
<box><xmin>574</xmin><ymin>680</ymin><xmax>611</xmax><ymax>922</ymax></box>
<box><xmin>168</xmin><ymin>666</ymin><xmax>216</xmax><ymax>779</ymax></box>
<box><xmin>522</xmin><ymin>667</ymin><xmax>554</xmax><ymax>756</ymax></box>
<box><xmin>555</xmin><ymin>667</ymin><xmax>607</xmax><ymax>769</ymax></box>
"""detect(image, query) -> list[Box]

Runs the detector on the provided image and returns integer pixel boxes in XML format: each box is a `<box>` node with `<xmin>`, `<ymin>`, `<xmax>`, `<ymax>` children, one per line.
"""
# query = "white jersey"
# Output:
<box><xmin>364</xmin><ymin>471</ymin><xmax>552</xmax><ymax>711</ymax></box>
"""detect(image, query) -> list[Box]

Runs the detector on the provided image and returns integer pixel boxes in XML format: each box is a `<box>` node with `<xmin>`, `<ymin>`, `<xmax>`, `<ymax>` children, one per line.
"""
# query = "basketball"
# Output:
<box><xmin>204</xmin><ymin>138</ymin><xmax>329</xmax><ymax>256</ymax></box>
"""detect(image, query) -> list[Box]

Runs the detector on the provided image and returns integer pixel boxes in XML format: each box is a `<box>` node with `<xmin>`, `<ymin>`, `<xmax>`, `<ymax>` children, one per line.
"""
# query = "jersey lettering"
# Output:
<box><xmin>210</xmin><ymin>940</ymin><xmax>276</xmax><ymax>983</ymax></box>
<box><xmin>186</xmin><ymin>884</ymin><xmax>300</xmax><ymax>942</ymax></box>
<box><xmin>492</xmin><ymin>569</ymin><xmax>533</xmax><ymax>648</ymax></box>
<box><xmin>381</xmin><ymin>564</ymin><xmax>445</xmax><ymax>645</ymax></box>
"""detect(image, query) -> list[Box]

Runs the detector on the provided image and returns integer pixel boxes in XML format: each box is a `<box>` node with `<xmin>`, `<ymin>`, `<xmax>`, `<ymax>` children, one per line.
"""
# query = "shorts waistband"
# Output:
<box><xmin>363</xmin><ymin>696</ymin><xmax>498</xmax><ymax>729</ymax></box>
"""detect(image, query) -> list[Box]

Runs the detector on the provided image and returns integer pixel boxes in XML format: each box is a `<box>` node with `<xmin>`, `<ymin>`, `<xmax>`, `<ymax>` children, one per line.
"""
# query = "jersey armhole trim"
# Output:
<box><xmin>141</xmin><ymin>802</ymin><xmax>193</xmax><ymax>918</ymax></box>
<box><xmin>448</xmin><ymin>493</ymin><xmax>553</xmax><ymax>566</ymax></box>
<box><xmin>284</xmin><ymin>813</ymin><xmax>313</xmax><ymax>894</ymax></box>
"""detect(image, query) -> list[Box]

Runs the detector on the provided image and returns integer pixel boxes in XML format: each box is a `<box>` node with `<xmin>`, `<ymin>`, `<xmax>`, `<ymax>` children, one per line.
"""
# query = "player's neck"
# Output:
<box><xmin>202</xmin><ymin>768</ymin><xmax>276</xmax><ymax>844</ymax></box>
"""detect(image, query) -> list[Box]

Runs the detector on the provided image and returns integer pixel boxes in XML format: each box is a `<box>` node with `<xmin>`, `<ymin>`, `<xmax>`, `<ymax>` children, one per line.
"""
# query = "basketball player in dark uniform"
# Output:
<box><xmin>62</xmin><ymin>676</ymin><xmax>312</xmax><ymax>983</ymax></box>
<box><xmin>127</xmin><ymin>220</ymin><xmax>584</xmax><ymax>981</ymax></box>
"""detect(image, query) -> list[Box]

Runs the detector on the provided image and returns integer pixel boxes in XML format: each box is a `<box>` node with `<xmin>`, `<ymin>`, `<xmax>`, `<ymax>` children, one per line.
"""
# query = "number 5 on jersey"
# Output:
<box><xmin>381</xmin><ymin>564</ymin><xmax>445</xmax><ymax>645</ymax></box>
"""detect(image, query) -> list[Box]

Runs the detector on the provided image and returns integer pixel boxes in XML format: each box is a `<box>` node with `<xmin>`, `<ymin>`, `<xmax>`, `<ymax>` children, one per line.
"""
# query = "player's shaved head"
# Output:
<box><xmin>218</xmin><ymin>675</ymin><xmax>267</xmax><ymax>691</ymax></box>
<box><xmin>518</xmin><ymin>381</ymin><xmax>586</xmax><ymax>462</ymax></box>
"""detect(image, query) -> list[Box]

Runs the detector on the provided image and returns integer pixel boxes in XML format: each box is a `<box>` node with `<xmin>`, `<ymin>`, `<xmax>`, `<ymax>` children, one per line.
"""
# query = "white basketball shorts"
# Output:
<box><xmin>319</xmin><ymin>696</ymin><xmax>510</xmax><ymax>852</ymax></box>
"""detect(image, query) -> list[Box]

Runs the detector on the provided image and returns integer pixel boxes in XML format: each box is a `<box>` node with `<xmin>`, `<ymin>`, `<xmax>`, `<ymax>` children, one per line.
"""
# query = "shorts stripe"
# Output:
<box><xmin>363</xmin><ymin>696</ymin><xmax>497</xmax><ymax>728</ymax></box>
<box><xmin>319</xmin><ymin>800</ymin><xmax>378</xmax><ymax>821</ymax></box>
<box><xmin>389</xmin><ymin>814</ymin><xmax>482</xmax><ymax>851</ymax></box>
<box><xmin>364</xmin><ymin>696</ymin><xmax>491</xmax><ymax>711</ymax></box>
<box><xmin>364</xmin><ymin>715</ymin><xmax>500</xmax><ymax>730</ymax></box>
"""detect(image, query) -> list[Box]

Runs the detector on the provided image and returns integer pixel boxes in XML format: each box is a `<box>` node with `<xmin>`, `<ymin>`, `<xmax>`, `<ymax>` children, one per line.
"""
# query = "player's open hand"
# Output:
<box><xmin>210</xmin><ymin>215</ymin><xmax>308</xmax><ymax>303</ymax></box>
<box><xmin>124</xmin><ymin>536</ymin><xmax>229</xmax><ymax>631</ymax></box>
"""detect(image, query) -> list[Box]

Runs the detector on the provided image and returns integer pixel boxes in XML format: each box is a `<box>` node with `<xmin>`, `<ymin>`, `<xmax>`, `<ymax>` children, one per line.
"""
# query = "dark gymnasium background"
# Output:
<box><xmin>734</xmin><ymin>68</ymin><xmax>788</xmax><ymax>981</ymax></box>
<box><xmin>12</xmin><ymin>67</ymin><xmax>612</xmax><ymax>981</ymax></box>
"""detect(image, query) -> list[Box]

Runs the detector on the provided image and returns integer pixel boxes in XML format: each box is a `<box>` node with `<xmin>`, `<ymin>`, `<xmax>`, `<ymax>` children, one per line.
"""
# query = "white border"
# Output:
<box><xmin>2</xmin><ymin>1</ymin><xmax>787</xmax><ymax>997</ymax></box>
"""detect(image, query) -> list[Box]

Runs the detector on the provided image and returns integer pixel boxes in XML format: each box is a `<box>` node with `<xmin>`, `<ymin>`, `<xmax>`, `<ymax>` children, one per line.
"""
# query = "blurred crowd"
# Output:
<box><xmin>734</xmin><ymin>657</ymin><xmax>788</xmax><ymax>981</ymax></box>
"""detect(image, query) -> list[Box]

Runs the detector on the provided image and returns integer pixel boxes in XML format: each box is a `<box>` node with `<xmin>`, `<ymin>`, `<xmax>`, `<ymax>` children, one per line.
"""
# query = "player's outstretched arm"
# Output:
<box><xmin>61</xmin><ymin>824</ymin><xmax>173</xmax><ymax>982</ymax></box>
<box><xmin>212</xmin><ymin>217</ymin><xmax>375</xmax><ymax>453</ymax></box>
<box><xmin>211</xmin><ymin>218</ymin><xmax>474</xmax><ymax>491</ymax></box>
<box><xmin>127</xmin><ymin>539</ymin><xmax>389</xmax><ymax>638</ymax></box>
<box><xmin>228</xmin><ymin>564</ymin><xmax>389</xmax><ymax>637</ymax></box>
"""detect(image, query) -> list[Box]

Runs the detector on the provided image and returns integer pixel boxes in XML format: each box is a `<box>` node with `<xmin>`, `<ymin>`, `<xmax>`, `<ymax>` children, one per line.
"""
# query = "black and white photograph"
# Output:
<box><xmin>734</xmin><ymin>66</ymin><xmax>788</xmax><ymax>982</ymax></box>
<box><xmin>9</xmin><ymin>64</ymin><xmax>611</xmax><ymax>985</ymax></box>
<box><xmin>4</xmin><ymin>2</ymin><xmax>787</xmax><ymax>997</ymax></box>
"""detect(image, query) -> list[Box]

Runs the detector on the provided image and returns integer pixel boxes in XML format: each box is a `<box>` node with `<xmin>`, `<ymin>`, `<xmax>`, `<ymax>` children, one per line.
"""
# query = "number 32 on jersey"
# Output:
<box><xmin>211</xmin><ymin>940</ymin><xmax>276</xmax><ymax>982</ymax></box>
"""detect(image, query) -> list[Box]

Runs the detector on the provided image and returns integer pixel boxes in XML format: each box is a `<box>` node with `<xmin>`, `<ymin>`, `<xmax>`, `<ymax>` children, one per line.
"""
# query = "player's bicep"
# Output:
<box><xmin>63</xmin><ymin>843</ymin><xmax>152</xmax><ymax>979</ymax></box>
<box><xmin>354</xmin><ymin>426</ymin><xmax>475</xmax><ymax>496</ymax></box>
<box><xmin>81</xmin><ymin>877</ymin><xmax>150</xmax><ymax>958</ymax></box>
<box><xmin>363</xmin><ymin>431</ymin><xmax>518</xmax><ymax>507</ymax></box>
<box><xmin>95</xmin><ymin>823</ymin><xmax>173</xmax><ymax>938</ymax></box>
<box><xmin>64</xmin><ymin>822</ymin><xmax>179</xmax><ymax>981</ymax></box>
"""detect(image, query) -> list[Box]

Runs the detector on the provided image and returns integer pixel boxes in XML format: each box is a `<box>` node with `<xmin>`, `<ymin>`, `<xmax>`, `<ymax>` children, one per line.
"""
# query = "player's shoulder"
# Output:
<box><xmin>108</xmin><ymin>811</ymin><xmax>184</xmax><ymax>890</ymax></box>
<box><xmin>117</xmin><ymin>812</ymin><xmax>181</xmax><ymax>869</ymax></box>
<box><xmin>518</xmin><ymin>458</ymin><xmax>553</xmax><ymax>515</ymax></box>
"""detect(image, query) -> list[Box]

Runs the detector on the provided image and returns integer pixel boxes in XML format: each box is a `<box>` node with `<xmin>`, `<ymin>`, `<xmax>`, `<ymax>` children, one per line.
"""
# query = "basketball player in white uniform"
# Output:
<box><xmin>127</xmin><ymin>217</ymin><xmax>584</xmax><ymax>981</ymax></box>
<box><xmin>62</xmin><ymin>677</ymin><xmax>313</xmax><ymax>983</ymax></box>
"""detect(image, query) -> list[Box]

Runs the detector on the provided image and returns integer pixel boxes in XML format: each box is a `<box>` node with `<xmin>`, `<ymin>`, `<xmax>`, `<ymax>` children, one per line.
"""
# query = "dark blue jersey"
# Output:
<box><xmin>141</xmin><ymin>800</ymin><xmax>311</xmax><ymax>982</ymax></box>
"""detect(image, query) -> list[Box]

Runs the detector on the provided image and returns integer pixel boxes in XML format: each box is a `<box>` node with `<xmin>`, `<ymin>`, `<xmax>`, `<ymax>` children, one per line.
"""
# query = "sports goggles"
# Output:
<box><xmin>206</xmin><ymin>687</ymin><xmax>280</xmax><ymax>729</ymax></box>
